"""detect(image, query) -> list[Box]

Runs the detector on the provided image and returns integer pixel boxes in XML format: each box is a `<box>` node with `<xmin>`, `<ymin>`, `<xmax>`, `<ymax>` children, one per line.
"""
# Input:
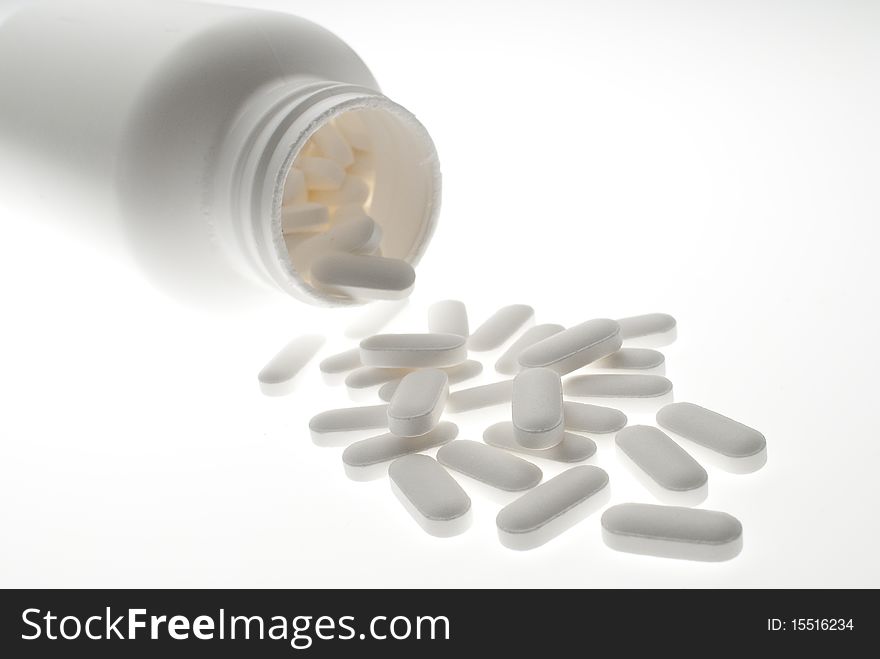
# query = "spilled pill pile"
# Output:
<box><xmin>262</xmin><ymin>304</ymin><xmax>766</xmax><ymax>561</ymax></box>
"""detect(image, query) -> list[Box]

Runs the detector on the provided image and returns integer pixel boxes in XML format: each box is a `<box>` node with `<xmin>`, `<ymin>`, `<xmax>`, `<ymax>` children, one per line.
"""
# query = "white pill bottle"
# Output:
<box><xmin>0</xmin><ymin>0</ymin><xmax>441</xmax><ymax>307</ymax></box>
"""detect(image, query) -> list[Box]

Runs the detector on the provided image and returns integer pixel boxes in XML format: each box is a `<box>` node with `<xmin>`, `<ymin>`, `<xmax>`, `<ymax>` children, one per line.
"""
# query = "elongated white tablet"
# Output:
<box><xmin>616</xmin><ymin>313</ymin><xmax>677</xmax><ymax>346</ymax></box>
<box><xmin>299</xmin><ymin>156</ymin><xmax>346</xmax><ymax>190</ymax></box>
<box><xmin>593</xmin><ymin>348</ymin><xmax>665</xmax><ymax>371</ymax></box>
<box><xmin>360</xmin><ymin>333</ymin><xmax>467</xmax><ymax>368</ymax></box>
<box><xmin>427</xmin><ymin>300</ymin><xmax>469</xmax><ymax>337</ymax></box>
<box><xmin>347</xmin><ymin>150</ymin><xmax>375</xmax><ymax>178</ymax></box>
<box><xmin>282</xmin><ymin>167</ymin><xmax>307</xmax><ymax>205</ymax></box>
<box><xmin>319</xmin><ymin>347</ymin><xmax>361</xmax><ymax>375</ymax></box>
<box><xmin>332</xmin><ymin>203</ymin><xmax>370</xmax><ymax>223</ymax></box>
<box><xmin>310</xmin><ymin>175</ymin><xmax>370</xmax><ymax>207</ymax></box>
<box><xmin>656</xmin><ymin>402</ymin><xmax>766</xmax><ymax>473</ymax></box>
<box><xmin>564</xmin><ymin>401</ymin><xmax>627</xmax><ymax>434</ymax></box>
<box><xmin>389</xmin><ymin>455</ymin><xmax>471</xmax><ymax>537</ymax></box>
<box><xmin>335</xmin><ymin>112</ymin><xmax>372</xmax><ymax>151</ymax></box>
<box><xmin>564</xmin><ymin>374</ymin><xmax>673</xmax><ymax>398</ymax></box>
<box><xmin>257</xmin><ymin>334</ymin><xmax>324</xmax><ymax>396</ymax></box>
<box><xmin>601</xmin><ymin>503</ymin><xmax>742</xmax><ymax>561</ymax></box>
<box><xmin>446</xmin><ymin>379</ymin><xmax>513</xmax><ymax>413</ymax></box>
<box><xmin>311</xmin><ymin>122</ymin><xmax>355</xmax><ymax>167</ymax></box>
<box><xmin>495</xmin><ymin>323</ymin><xmax>565</xmax><ymax>375</ymax></box>
<box><xmin>512</xmin><ymin>368</ymin><xmax>564</xmax><ymax>449</ymax></box>
<box><xmin>496</xmin><ymin>466</ymin><xmax>609</xmax><ymax>550</ymax></box>
<box><xmin>438</xmin><ymin>440</ymin><xmax>542</xmax><ymax>492</ymax></box>
<box><xmin>484</xmin><ymin>422</ymin><xmax>596</xmax><ymax>463</ymax></box>
<box><xmin>281</xmin><ymin>202</ymin><xmax>330</xmax><ymax>234</ymax></box>
<box><xmin>517</xmin><ymin>318</ymin><xmax>622</xmax><ymax>375</ymax></box>
<box><xmin>311</xmin><ymin>253</ymin><xmax>415</xmax><ymax>300</ymax></box>
<box><xmin>293</xmin><ymin>216</ymin><xmax>383</xmax><ymax>270</ymax></box>
<box><xmin>309</xmin><ymin>404</ymin><xmax>389</xmax><ymax>446</ymax></box>
<box><xmin>615</xmin><ymin>425</ymin><xmax>707</xmax><ymax>505</ymax></box>
<box><xmin>388</xmin><ymin>369</ymin><xmax>449</xmax><ymax>437</ymax></box>
<box><xmin>378</xmin><ymin>360</ymin><xmax>483</xmax><ymax>402</ymax></box>
<box><xmin>345</xmin><ymin>366</ymin><xmax>411</xmax><ymax>390</ymax></box>
<box><xmin>342</xmin><ymin>422</ymin><xmax>458</xmax><ymax>481</ymax></box>
<box><xmin>468</xmin><ymin>304</ymin><xmax>534</xmax><ymax>351</ymax></box>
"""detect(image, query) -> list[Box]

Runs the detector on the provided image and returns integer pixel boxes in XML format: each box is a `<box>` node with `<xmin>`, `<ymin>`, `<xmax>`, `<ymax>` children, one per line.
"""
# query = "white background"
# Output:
<box><xmin>1</xmin><ymin>0</ymin><xmax>879</xmax><ymax>588</ymax></box>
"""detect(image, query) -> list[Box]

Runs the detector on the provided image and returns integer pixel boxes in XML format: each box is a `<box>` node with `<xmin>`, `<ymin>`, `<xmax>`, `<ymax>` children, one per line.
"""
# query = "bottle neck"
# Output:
<box><xmin>226</xmin><ymin>79</ymin><xmax>441</xmax><ymax>306</ymax></box>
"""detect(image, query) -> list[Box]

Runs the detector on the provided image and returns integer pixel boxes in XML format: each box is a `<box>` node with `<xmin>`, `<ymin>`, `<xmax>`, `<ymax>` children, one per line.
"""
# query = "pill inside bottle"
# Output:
<box><xmin>279</xmin><ymin>106</ymin><xmax>440</xmax><ymax>305</ymax></box>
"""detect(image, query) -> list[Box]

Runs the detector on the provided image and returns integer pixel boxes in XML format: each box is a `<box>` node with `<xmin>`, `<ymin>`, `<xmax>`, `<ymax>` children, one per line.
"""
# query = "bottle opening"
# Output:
<box><xmin>275</xmin><ymin>101</ymin><xmax>440</xmax><ymax>305</ymax></box>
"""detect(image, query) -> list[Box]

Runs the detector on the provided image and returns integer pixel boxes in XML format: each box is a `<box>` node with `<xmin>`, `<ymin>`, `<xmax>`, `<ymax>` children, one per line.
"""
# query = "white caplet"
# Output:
<box><xmin>387</xmin><ymin>369</ymin><xmax>449</xmax><ymax>437</ymax></box>
<box><xmin>310</xmin><ymin>253</ymin><xmax>415</xmax><ymax>300</ymax></box>
<box><xmin>299</xmin><ymin>156</ymin><xmax>346</xmax><ymax>190</ymax></box>
<box><xmin>310</xmin><ymin>122</ymin><xmax>355</xmax><ymax>167</ymax></box>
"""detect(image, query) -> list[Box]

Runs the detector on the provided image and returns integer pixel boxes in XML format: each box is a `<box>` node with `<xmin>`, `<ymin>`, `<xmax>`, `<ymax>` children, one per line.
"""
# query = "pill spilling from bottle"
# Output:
<box><xmin>260</xmin><ymin>304</ymin><xmax>765</xmax><ymax>560</ymax></box>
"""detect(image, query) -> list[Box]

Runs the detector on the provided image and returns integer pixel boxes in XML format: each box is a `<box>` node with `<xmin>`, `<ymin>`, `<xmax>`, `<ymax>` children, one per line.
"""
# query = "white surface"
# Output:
<box><xmin>0</xmin><ymin>0</ymin><xmax>879</xmax><ymax>587</ymax></box>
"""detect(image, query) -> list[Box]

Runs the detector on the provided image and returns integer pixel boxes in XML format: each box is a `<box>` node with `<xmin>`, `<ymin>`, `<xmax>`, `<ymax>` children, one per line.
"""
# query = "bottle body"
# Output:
<box><xmin>0</xmin><ymin>0</ymin><xmax>440</xmax><ymax>307</ymax></box>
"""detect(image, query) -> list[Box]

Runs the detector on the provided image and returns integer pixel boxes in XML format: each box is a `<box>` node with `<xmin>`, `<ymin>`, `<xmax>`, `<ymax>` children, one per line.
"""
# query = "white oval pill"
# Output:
<box><xmin>310</xmin><ymin>175</ymin><xmax>369</xmax><ymax>207</ymax></box>
<box><xmin>616</xmin><ymin>313</ymin><xmax>677</xmax><ymax>346</ymax></box>
<box><xmin>512</xmin><ymin>368</ymin><xmax>564</xmax><ymax>449</ymax></box>
<box><xmin>601</xmin><ymin>503</ymin><xmax>742</xmax><ymax>561</ymax></box>
<box><xmin>360</xmin><ymin>333</ymin><xmax>467</xmax><ymax>369</ymax></box>
<box><xmin>345</xmin><ymin>366</ymin><xmax>411</xmax><ymax>390</ymax></box>
<box><xmin>319</xmin><ymin>347</ymin><xmax>361</xmax><ymax>375</ymax></box>
<box><xmin>564</xmin><ymin>401</ymin><xmax>627</xmax><ymax>434</ymax></box>
<box><xmin>311</xmin><ymin>253</ymin><xmax>415</xmax><ymax>301</ymax></box>
<box><xmin>564</xmin><ymin>374</ymin><xmax>673</xmax><ymax>398</ymax></box>
<box><xmin>427</xmin><ymin>299</ymin><xmax>469</xmax><ymax>337</ymax></box>
<box><xmin>310</xmin><ymin>122</ymin><xmax>355</xmax><ymax>167</ymax></box>
<box><xmin>468</xmin><ymin>304</ymin><xmax>534</xmax><ymax>351</ymax></box>
<box><xmin>483</xmin><ymin>422</ymin><xmax>597</xmax><ymax>463</ymax></box>
<box><xmin>299</xmin><ymin>156</ymin><xmax>346</xmax><ymax>190</ymax></box>
<box><xmin>334</xmin><ymin>111</ymin><xmax>372</xmax><ymax>151</ymax></box>
<box><xmin>615</xmin><ymin>425</ymin><xmax>708</xmax><ymax>505</ymax></box>
<box><xmin>446</xmin><ymin>379</ymin><xmax>514</xmax><ymax>413</ymax></box>
<box><xmin>347</xmin><ymin>150</ymin><xmax>375</xmax><ymax>178</ymax></box>
<box><xmin>438</xmin><ymin>440</ymin><xmax>542</xmax><ymax>492</ymax></box>
<box><xmin>257</xmin><ymin>334</ymin><xmax>324</xmax><ymax>396</ymax></box>
<box><xmin>656</xmin><ymin>402</ymin><xmax>766</xmax><ymax>473</ymax></box>
<box><xmin>388</xmin><ymin>369</ymin><xmax>449</xmax><ymax>437</ymax></box>
<box><xmin>593</xmin><ymin>348</ymin><xmax>665</xmax><ymax>371</ymax></box>
<box><xmin>309</xmin><ymin>404</ymin><xmax>389</xmax><ymax>446</ymax></box>
<box><xmin>281</xmin><ymin>202</ymin><xmax>330</xmax><ymax>234</ymax></box>
<box><xmin>494</xmin><ymin>323</ymin><xmax>565</xmax><ymax>375</ymax></box>
<box><xmin>332</xmin><ymin>203</ymin><xmax>370</xmax><ymax>223</ymax></box>
<box><xmin>292</xmin><ymin>216</ymin><xmax>383</xmax><ymax>271</ymax></box>
<box><xmin>389</xmin><ymin>454</ymin><xmax>472</xmax><ymax>537</ymax></box>
<box><xmin>342</xmin><ymin>421</ymin><xmax>458</xmax><ymax>481</ymax></box>
<box><xmin>517</xmin><ymin>318</ymin><xmax>622</xmax><ymax>375</ymax></box>
<box><xmin>496</xmin><ymin>466</ymin><xmax>610</xmax><ymax>550</ymax></box>
<box><xmin>378</xmin><ymin>360</ymin><xmax>483</xmax><ymax>402</ymax></box>
<box><xmin>282</xmin><ymin>167</ymin><xmax>307</xmax><ymax>205</ymax></box>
